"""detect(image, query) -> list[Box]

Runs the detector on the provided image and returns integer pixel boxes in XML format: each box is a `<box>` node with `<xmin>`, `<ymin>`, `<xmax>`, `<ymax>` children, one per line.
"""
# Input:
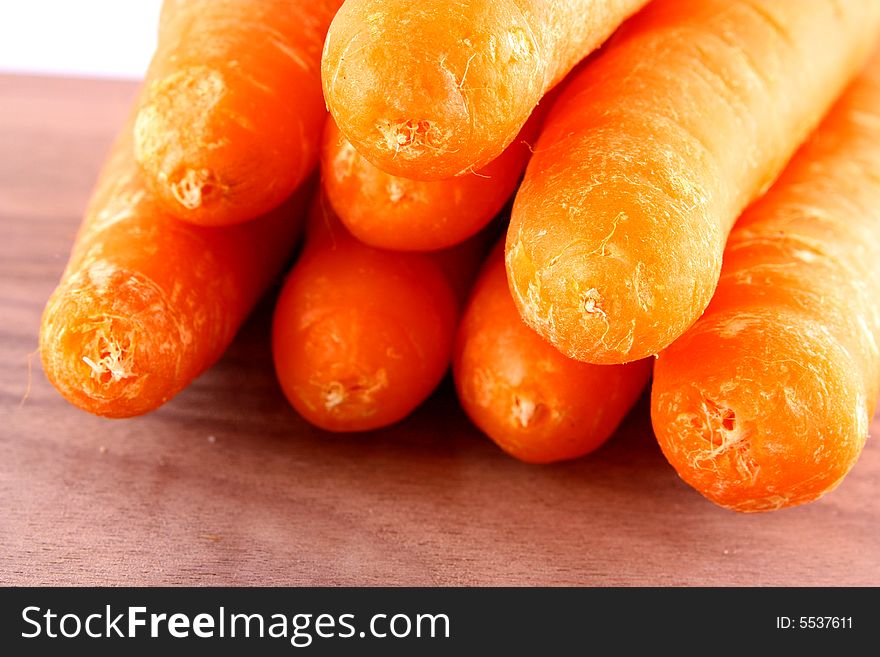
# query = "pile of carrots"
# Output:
<box><xmin>39</xmin><ymin>0</ymin><xmax>880</xmax><ymax>513</ymax></box>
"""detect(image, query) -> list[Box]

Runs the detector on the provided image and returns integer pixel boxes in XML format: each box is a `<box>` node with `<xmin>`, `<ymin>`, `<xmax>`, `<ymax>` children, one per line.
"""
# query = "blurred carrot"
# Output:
<box><xmin>651</xmin><ymin>54</ymin><xmax>880</xmax><ymax>512</ymax></box>
<box><xmin>507</xmin><ymin>0</ymin><xmax>880</xmax><ymax>364</ymax></box>
<box><xmin>134</xmin><ymin>0</ymin><xmax>342</xmax><ymax>226</ymax></box>
<box><xmin>40</xmin><ymin>123</ymin><xmax>313</xmax><ymax>418</ymax></box>
<box><xmin>322</xmin><ymin>0</ymin><xmax>647</xmax><ymax>180</ymax></box>
<box><xmin>321</xmin><ymin>111</ymin><xmax>538</xmax><ymax>251</ymax></box>
<box><xmin>455</xmin><ymin>242</ymin><xmax>651</xmax><ymax>463</ymax></box>
<box><xmin>272</xmin><ymin>199</ymin><xmax>486</xmax><ymax>432</ymax></box>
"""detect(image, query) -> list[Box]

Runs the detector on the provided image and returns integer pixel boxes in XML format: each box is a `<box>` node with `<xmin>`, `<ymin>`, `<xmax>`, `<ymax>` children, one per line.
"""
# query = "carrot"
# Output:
<box><xmin>454</xmin><ymin>242</ymin><xmax>652</xmax><ymax>464</ymax></box>
<box><xmin>320</xmin><ymin>110</ymin><xmax>538</xmax><ymax>251</ymax></box>
<box><xmin>40</xmin><ymin>123</ymin><xmax>314</xmax><ymax>418</ymax></box>
<box><xmin>321</xmin><ymin>0</ymin><xmax>648</xmax><ymax>180</ymax></box>
<box><xmin>272</xmin><ymin>198</ymin><xmax>486</xmax><ymax>432</ymax></box>
<box><xmin>134</xmin><ymin>0</ymin><xmax>342</xmax><ymax>226</ymax></box>
<box><xmin>506</xmin><ymin>0</ymin><xmax>880</xmax><ymax>365</ymax></box>
<box><xmin>651</xmin><ymin>54</ymin><xmax>880</xmax><ymax>512</ymax></box>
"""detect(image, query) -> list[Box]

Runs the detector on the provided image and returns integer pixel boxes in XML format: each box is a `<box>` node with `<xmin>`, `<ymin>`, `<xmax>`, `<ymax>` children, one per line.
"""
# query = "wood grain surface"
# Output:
<box><xmin>1</xmin><ymin>75</ymin><xmax>878</xmax><ymax>586</ymax></box>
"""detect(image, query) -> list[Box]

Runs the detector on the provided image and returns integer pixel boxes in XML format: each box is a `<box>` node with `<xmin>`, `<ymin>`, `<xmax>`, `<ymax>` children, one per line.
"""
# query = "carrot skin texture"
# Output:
<box><xmin>321</xmin><ymin>114</ymin><xmax>537</xmax><ymax>251</ymax></box>
<box><xmin>135</xmin><ymin>0</ymin><xmax>342</xmax><ymax>226</ymax></box>
<box><xmin>272</xmin><ymin>201</ymin><xmax>484</xmax><ymax>432</ymax></box>
<box><xmin>321</xmin><ymin>0</ymin><xmax>647</xmax><ymax>180</ymax></box>
<box><xmin>39</xmin><ymin>127</ymin><xmax>313</xmax><ymax>418</ymax></box>
<box><xmin>455</xmin><ymin>243</ymin><xmax>652</xmax><ymax>464</ymax></box>
<box><xmin>506</xmin><ymin>0</ymin><xmax>880</xmax><ymax>365</ymax></box>
<box><xmin>651</xmin><ymin>56</ymin><xmax>880</xmax><ymax>512</ymax></box>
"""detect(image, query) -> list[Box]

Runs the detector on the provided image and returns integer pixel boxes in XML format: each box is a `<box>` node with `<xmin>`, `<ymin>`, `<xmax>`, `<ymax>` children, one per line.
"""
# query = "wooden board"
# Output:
<box><xmin>1</xmin><ymin>75</ymin><xmax>877</xmax><ymax>586</ymax></box>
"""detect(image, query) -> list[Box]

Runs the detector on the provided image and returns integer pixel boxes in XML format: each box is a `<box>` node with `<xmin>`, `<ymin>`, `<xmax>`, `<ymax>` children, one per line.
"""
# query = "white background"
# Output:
<box><xmin>0</xmin><ymin>0</ymin><xmax>162</xmax><ymax>79</ymax></box>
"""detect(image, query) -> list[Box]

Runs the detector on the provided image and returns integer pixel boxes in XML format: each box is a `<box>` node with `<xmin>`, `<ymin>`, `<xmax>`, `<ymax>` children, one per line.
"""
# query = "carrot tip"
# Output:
<box><xmin>320</xmin><ymin>371</ymin><xmax>389</xmax><ymax>414</ymax></box>
<box><xmin>684</xmin><ymin>397</ymin><xmax>757</xmax><ymax>481</ymax></box>
<box><xmin>80</xmin><ymin>329</ymin><xmax>136</xmax><ymax>385</ymax></box>
<box><xmin>322</xmin><ymin>381</ymin><xmax>347</xmax><ymax>410</ymax></box>
<box><xmin>376</xmin><ymin>118</ymin><xmax>452</xmax><ymax>160</ymax></box>
<box><xmin>581</xmin><ymin>288</ymin><xmax>606</xmax><ymax>316</ymax></box>
<box><xmin>45</xmin><ymin>313</ymin><xmax>145</xmax><ymax>407</ymax></box>
<box><xmin>169</xmin><ymin>167</ymin><xmax>220</xmax><ymax>210</ymax></box>
<box><xmin>40</xmin><ymin>263</ymin><xmax>186</xmax><ymax>417</ymax></box>
<box><xmin>511</xmin><ymin>394</ymin><xmax>542</xmax><ymax>429</ymax></box>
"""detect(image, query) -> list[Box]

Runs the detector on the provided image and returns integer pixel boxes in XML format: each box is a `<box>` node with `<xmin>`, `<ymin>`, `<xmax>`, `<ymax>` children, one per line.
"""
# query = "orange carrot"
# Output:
<box><xmin>506</xmin><ymin>0</ymin><xmax>880</xmax><ymax>365</ymax></box>
<box><xmin>321</xmin><ymin>0</ymin><xmax>647</xmax><ymax>180</ymax></box>
<box><xmin>272</xmin><ymin>198</ymin><xmax>485</xmax><ymax>432</ymax></box>
<box><xmin>321</xmin><ymin>111</ymin><xmax>538</xmax><ymax>251</ymax></box>
<box><xmin>134</xmin><ymin>0</ymin><xmax>341</xmax><ymax>226</ymax></box>
<box><xmin>40</xmin><ymin>123</ymin><xmax>313</xmax><ymax>418</ymax></box>
<box><xmin>651</xmin><ymin>55</ymin><xmax>880</xmax><ymax>512</ymax></box>
<box><xmin>454</xmin><ymin>242</ymin><xmax>652</xmax><ymax>463</ymax></box>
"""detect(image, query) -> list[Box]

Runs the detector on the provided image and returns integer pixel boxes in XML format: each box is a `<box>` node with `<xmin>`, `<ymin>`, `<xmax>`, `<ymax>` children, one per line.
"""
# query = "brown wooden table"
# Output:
<box><xmin>1</xmin><ymin>74</ymin><xmax>877</xmax><ymax>586</ymax></box>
